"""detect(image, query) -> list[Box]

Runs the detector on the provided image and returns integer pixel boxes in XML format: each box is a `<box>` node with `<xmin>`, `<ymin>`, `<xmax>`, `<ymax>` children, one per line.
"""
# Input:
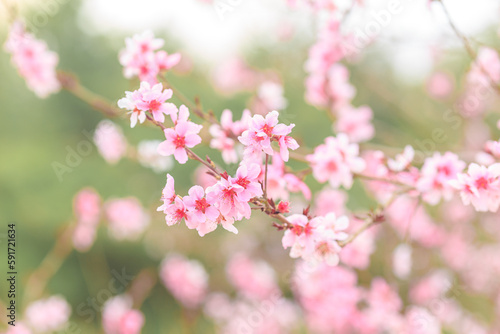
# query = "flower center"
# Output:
<box><xmin>195</xmin><ymin>198</ymin><xmax>210</xmax><ymax>213</ymax></box>
<box><xmin>236</xmin><ymin>178</ymin><xmax>250</xmax><ymax>189</ymax></box>
<box><xmin>475</xmin><ymin>176</ymin><xmax>489</xmax><ymax>190</ymax></box>
<box><xmin>173</xmin><ymin>135</ymin><xmax>186</xmax><ymax>148</ymax></box>
<box><xmin>148</xmin><ymin>100</ymin><xmax>162</xmax><ymax>112</ymax></box>
<box><xmin>261</xmin><ymin>124</ymin><xmax>274</xmax><ymax>137</ymax></box>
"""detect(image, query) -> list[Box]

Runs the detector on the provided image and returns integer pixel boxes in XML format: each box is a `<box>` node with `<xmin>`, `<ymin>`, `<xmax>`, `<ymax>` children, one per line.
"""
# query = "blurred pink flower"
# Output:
<box><xmin>102</xmin><ymin>295</ymin><xmax>145</xmax><ymax>334</ymax></box>
<box><xmin>334</xmin><ymin>105</ymin><xmax>374</xmax><ymax>143</ymax></box>
<box><xmin>160</xmin><ymin>254</ymin><xmax>208</xmax><ymax>308</ymax></box>
<box><xmin>94</xmin><ymin>120</ymin><xmax>128</xmax><ymax>165</ymax></box>
<box><xmin>25</xmin><ymin>296</ymin><xmax>71</xmax><ymax>332</ymax></box>
<box><xmin>426</xmin><ymin>72</ymin><xmax>454</xmax><ymax>99</ymax></box>
<box><xmin>105</xmin><ymin>198</ymin><xmax>150</xmax><ymax>240</ymax></box>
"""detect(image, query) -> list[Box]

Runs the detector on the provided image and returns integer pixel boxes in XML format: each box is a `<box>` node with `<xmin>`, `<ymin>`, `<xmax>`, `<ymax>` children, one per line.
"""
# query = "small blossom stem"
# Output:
<box><xmin>338</xmin><ymin>217</ymin><xmax>380</xmax><ymax>247</ymax></box>
<box><xmin>23</xmin><ymin>225</ymin><xmax>74</xmax><ymax>306</ymax></box>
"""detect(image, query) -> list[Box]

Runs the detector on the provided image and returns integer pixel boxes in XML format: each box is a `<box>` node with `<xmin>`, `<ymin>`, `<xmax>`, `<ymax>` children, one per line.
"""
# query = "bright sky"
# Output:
<box><xmin>3</xmin><ymin>0</ymin><xmax>500</xmax><ymax>82</ymax></box>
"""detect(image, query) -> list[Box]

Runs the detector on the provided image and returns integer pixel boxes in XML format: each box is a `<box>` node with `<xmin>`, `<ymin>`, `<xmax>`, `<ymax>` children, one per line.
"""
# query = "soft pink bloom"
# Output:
<box><xmin>282</xmin><ymin>214</ymin><xmax>319</xmax><ymax>259</ymax></box>
<box><xmin>209</xmin><ymin>109</ymin><xmax>251</xmax><ymax>164</ymax></box>
<box><xmin>212</xmin><ymin>58</ymin><xmax>258</xmax><ymax>95</ymax></box>
<box><xmin>266</xmin><ymin>154</ymin><xmax>311</xmax><ymax>200</ymax></box>
<box><xmin>158</xmin><ymin>173</ymin><xmax>176</xmax><ymax>212</ymax></box>
<box><xmin>426</xmin><ymin>72</ymin><xmax>454</xmax><ymax>99</ymax></box>
<box><xmin>105</xmin><ymin>198</ymin><xmax>150</xmax><ymax>240</ymax></box>
<box><xmin>277</xmin><ymin>201</ymin><xmax>291</xmax><ymax>213</ymax></box>
<box><xmin>25</xmin><ymin>296</ymin><xmax>71</xmax><ymax>332</ymax></box>
<box><xmin>409</xmin><ymin>270</ymin><xmax>452</xmax><ymax>305</ymax></box>
<box><xmin>469</xmin><ymin>47</ymin><xmax>500</xmax><ymax>84</ymax></box>
<box><xmin>230</xmin><ymin>163</ymin><xmax>263</xmax><ymax>202</ymax></box>
<box><xmin>334</xmin><ymin>105</ymin><xmax>374</xmax><ymax>143</ymax></box>
<box><xmin>3</xmin><ymin>322</ymin><xmax>32</xmax><ymax>334</ymax></box>
<box><xmin>417</xmin><ymin>152</ymin><xmax>466</xmax><ymax>205</ymax></box>
<box><xmin>157</xmin><ymin>120</ymin><xmax>202</xmax><ymax>164</ymax></box>
<box><xmin>117</xmin><ymin>89</ymin><xmax>146</xmax><ymax>128</ymax></box>
<box><xmin>340</xmin><ymin>219</ymin><xmax>375</xmax><ymax>269</ymax></box>
<box><xmin>449</xmin><ymin>163</ymin><xmax>500</xmax><ymax>212</ymax></box>
<box><xmin>314</xmin><ymin>187</ymin><xmax>346</xmax><ymax>216</ymax></box>
<box><xmin>4</xmin><ymin>21</ymin><xmax>60</xmax><ymax>98</ymax></box>
<box><xmin>164</xmin><ymin>197</ymin><xmax>189</xmax><ymax>226</ymax></box>
<box><xmin>94</xmin><ymin>120</ymin><xmax>128</xmax><ymax>165</ymax></box>
<box><xmin>119</xmin><ymin>31</ymin><xmax>179</xmax><ymax>84</ymax></box>
<box><xmin>73</xmin><ymin>188</ymin><xmax>101</xmax><ymax>226</ymax></box>
<box><xmin>226</xmin><ymin>254</ymin><xmax>279</xmax><ymax>301</ymax></box>
<box><xmin>327</xmin><ymin>64</ymin><xmax>356</xmax><ymax>109</ymax></box>
<box><xmin>367</xmin><ymin>278</ymin><xmax>402</xmax><ymax>313</ymax></box>
<box><xmin>135</xmin><ymin>82</ymin><xmax>176</xmax><ymax>123</ymax></box>
<box><xmin>392</xmin><ymin>243</ymin><xmax>412</xmax><ymax>279</ymax></box>
<box><xmin>388</xmin><ymin>145</ymin><xmax>414</xmax><ymax>172</ymax></box>
<box><xmin>405</xmin><ymin>307</ymin><xmax>441</xmax><ymax>334</ymax></box>
<box><xmin>293</xmin><ymin>262</ymin><xmax>361</xmax><ymax>333</ymax></box>
<box><xmin>72</xmin><ymin>188</ymin><xmax>101</xmax><ymax>251</ymax></box>
<box><xmin>102</xmin><ymin>295</ymin><xmax>145</xmax><ymax>334</ymax></box>
<box><xmin>257</xmin><ymin>81</ymin><xmax>288</xmax><ymax>111</ymax></box>
<box><xmin>307</xmin><ymin>133</ymin><xmax>365</xmax><ymax>189</ymax></box>
<box><xmin>183</xmin><ymin>185</ymin><xmax>220</xmax><ymax>236</ymax></box>
<box><xmin>206</xmin><ymin>177</ymin><xmax>250</xmax><ymax>232</ymax></box>
<box><xmin>160</xmin><ymin>254</ymin><xmax>208</xmax><ymax>308</ymax></box>
<box><xmin>238</xmin><ymin>110</ymin><xmax>298</xmax><ymax>162</ymax></box>
<box><xmin>312</xmin><ymin>213</ymin><xmax>350</xmax><ymax>265</ymax></box>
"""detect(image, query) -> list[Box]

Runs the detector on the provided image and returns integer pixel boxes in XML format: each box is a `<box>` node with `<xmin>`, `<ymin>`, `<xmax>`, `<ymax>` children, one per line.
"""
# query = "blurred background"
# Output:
<box><xmin>1</xmin><ymin>0</ymin><xmax>500</xmax><ymax>333</ymax></box>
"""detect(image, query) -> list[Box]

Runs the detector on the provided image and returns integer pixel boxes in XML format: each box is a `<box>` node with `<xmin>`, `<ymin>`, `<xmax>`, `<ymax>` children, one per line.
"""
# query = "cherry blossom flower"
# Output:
<box><xmin>210</xmin><ymin>109</ymin><xmax>251</xmax><ymax>164</ymax></box>
<box><xmin>25</xmin><ymin>296</ymin><xmax>71</xmax><ymax>332</ymax></box>
<box><xmin>94</xmin><ymin>120</ymin><xmax>128</xmax><ymax>165</ymax></box>
<box><xmin>160</xmin><ymin>254</ymin><xmax>208</xmax><ymax>308</ymax></box>
<box><xmin>105</xmin><ymin>198</ymin><xmax>150</xmax><ymax>240</ymax></box>
<box><xmin>450</xmin><ymin>163</ymin><xmax>500</xmax><ymax>212</ymax></box>
<box><xmin>135</xmin><ymin>82</ymin><xmax>176</xmax><ymax>123</ymax></box>
<box><xmin>307</xmin><ymin>133</ymin><xmax>365</xmax><ymax>189</ymax></box>
<box><xmin>312</xmin><ymin>213</ymin><xmax>350</xmax><ymax>266</ymax></box>
<box><xmin>164</xmin><ymin>197</ymin><xmax>189</xmax><ymax>226</ymax></box>
<box><xmin>238</xmin><ymin>110</ymin><xmax>298</xmax><ymax>162</ymax></box>
<box><xmin>211</xmin><ymin>58</ymin><xmax>258</xmax><ymax>95</ymax></box>
<box><xmin>282</xmin><ymin>214</ymin><xmax>319</xmax><ymax>259</ymax></box>
<box><xmin>102</xmin><ymin>295</ymin><xmax>145</xmax><ymax>334</ymax></box>
<box><xmin>4</xmin><ymin>21</ymin><xmax>60</xmax><ymax>98</ymax></box>
<box><xmin>119</xmin><ymin>30</ymin><xmax>180</xmax><ymax>84</ymax></box>
<box><xmin>157</xmin><ymin>120</ymin><xmax>202</xmax><ymax>164</ymax></box>
<box><xmin>427</xmin><ymin>72</ymin><xmax>454</xmax><ymax>99</ymax></box>
<box><xmin>226</xmin><ymin>254</ymin><xmax>280</xmax><ymax>301</ymax></box>
<box><xmin>183</xmin><ymin>185</ymin><xmax>220</xmax><ymax>236</ymax></box>
<box><xmin>388</xmin><ymin>145</ymin><xmax>415</xmax><ymax>172</ymax></box>
<box><xmin>117</xmin><ymin>89</ymin><xmax>146</xmax><ymax>128</ymax></box>
<box><xmin>229</xmin><ymin>163</ymin><xmax>263</xmax><ymax>202</ymax></box>
<box><xmin>334</xmin><ymin>105</ymin><xmax>374</xmax><ymax>143</ymax></box>
<box><xmin>417</xmin><ymin>152</ymin><xmax>466</xmax><ymax>205</ymax></box>
<box><xmin>158</xmin><ymin>173</ymin><xmax>176</xmax><ymax>212</ymax></box>
<box><xmin>257</xmin><ymin>81</ymin><xmax>288</xmax><ymax>111</ymax></box>
<box><xmin>72</xmin><ymin>188</ymin><xmax>101</xmax><ymax>252</ymax></box>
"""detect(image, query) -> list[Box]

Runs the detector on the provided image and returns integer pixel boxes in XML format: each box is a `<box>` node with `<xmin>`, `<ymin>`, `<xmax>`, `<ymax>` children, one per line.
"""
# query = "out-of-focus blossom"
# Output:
<box><xmin>94</xmin><ymin>120</ymin><xmax>128</xmax><ymax>165</ymax></box>
<box><xmin>392</xmin><ymin>243</ymin><xmax>412</xmax><ymax>279</ymax></box>
<box><xmin>119</xmin><ymin>30</ymin><xmax>180</xmax><ymax>84</ymax></box>
<box><xmin>388</xmin><ymin>145</ymin><xmax>414</xmax><ymax>172</ymax></box>
<box><xmin>334</xmin><ymin>105</ymin><xmax>374</xmax><ymax>143</ymax></box>
<box><xmin>72</xmin><ymin>188</ymin><xmax>101</xmax><ymax>252</ymax></box>
<box><xmin>105</xmin><ymin>198</ymin><xmax>150</xmax><ymax>240</ymax></box>
<box><xmin>450</xmin><ymin>163</ymin><xmax>500</xmax><ymax>212</ymax></box>
<box><xmin>314</xmin><ymin>187</ymin><xmax>347</xmax><ymax>216</ymax></box>
<box><xmin>3</xmin><ymin>322</ymin><xmax>32</xmax><ymax>334</ymax></box>
<box><xmin>212</xmin><ymin>58</ymin><xmax>258</xmax><ymax>95</ymax></box>
<box><xmin>159</xmin><ymin>254</ymin><xmax>208</xmax><ymax>308</ymax></box>
<box><xmin>102</xmin><ymin>295</ymin><xmax>145</xmax><ymax>334</ymax></box>
<box><xmin>409</xmin><ymin>270</ymin><xmax>452</xmax><ymax>305</ymax></box>
<box><xmin>307</xmin><ymin>133</ymin><xmax>365</xmax><ymax>189</ymax></box>
<box><xmin>25</xmin><ymin>296</ymin><xmax>71</xmax><ymax>332</ymax></box>
<box><xmin>426</xmin><ymin>72</ymin><xmax>454</xmax><ymax>99</ymax></box>
<box><xmin>4</xmin><ymin>21</ymin><xmax>60</xmax><ymax>98</ymax></box>
<box><xmin>257</xmin><ymin>81</ymin><xmax>288</xmax><ymax>111</ymax></box>
<box><xmin>137</xmin><ymin>140</ymin><xmax>174</xmax><ymax>173</ymax></box>
<box><xmin>210</xmin><ymin>109</ymin><xmax>251</xmax><ymax>164</ymax></box>
<box><xmin>226</xmin><ymin>254</ymin><xmax>279</xmax><ymax>301</ymax></box>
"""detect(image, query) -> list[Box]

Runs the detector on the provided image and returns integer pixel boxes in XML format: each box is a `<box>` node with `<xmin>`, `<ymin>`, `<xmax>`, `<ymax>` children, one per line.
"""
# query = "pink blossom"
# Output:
<box><xmin>117</xmin><ymin>89</ymin><xmax>146</xmax><ymax>128</ymax></box>
<box><xmin>160</xmin><ymin>254</ymin><xmax>208</xmax><ymax>308</ymax></box>
<box><xmin>183</xmin><ymin>185</ymin><xmax>220</xmax><ymax>236</ymax></box>
<box><xmin>157</xmin><ymin>120</ymin><xmax>202</xmax><ymax>164</ymax></box>
<box><xmin>206</xmin><ymin>177</ymin><xmax>250</xmax><ymax>232</ymax></box>
<box><xmin>135</xmin><ymin>82</ymin><xmax>176</xmax><ymax>123</ymax></box>
<box><xmin>392</xmin><ymin>243</ymin><xmax>412</xmax><ymax>279</ymax></box>
<box><xmin>282</xmin><ymin>214</ymin><xmax>319</xmax><ymax>259</ymax></box>
<box><xmin>164</xmin><ymin>197</ymin><xmax>188</xmax><ymax>226</ymax></box>
<box><xmin>388</xmin><ymin>145</ymin><xmax>414</xmax><ymax>172</ymax></box>
<box><xmin>119</xmin><ymin>31</ymin><xmax>179</xmax><ymax>84</ymax></box>
<box><xmin>469</xmin><ymin>47</ymin><xmax>500</xmax><ymax>84</ymax></box>
<box><xmin>314</xmin><ymin>187</ymin><xmax>347</xmax><ymax>216</ymax></box>
<box><xmin>409</xmin><ymin>270</ymin><xmax>452</xmax><ymax>305</ymax></box>
<box><xmin>73</xmin><ymin>223</ymin><xmax>98</xmax><ymax>253</ymax></box>
<box><xmin>417</xmin><ymin>152</ymin><xmax>466</xmax><ymax>205</ymax></box>
<box><xmin>230</xmin><ymin>163</ymin><xmax>263</xmax><ymax>202</ymax></box>
<box><xmin>367</xmin><ymin>278</ymin><xmax>402</xmax><ymax>313</ymax></box>
<box><xmin>102</xmin><ymin>295</ymin><xmax>145</xmax><ymax>334</ymax></box>
<box><xmin>94</xmin><ymin>120</ymin><xmax>128</xmax><ymax>165</ymax></box>
<box><xmin>312</xmin><ymin>213</ymin><xmax>350</xmax><ymax>265</ymax></box>
<box><xmin>277</xmin><ymin>201</ymin><xmax>290</xmax><ymax>213</ymax></box>
<box><xmin>209</xmin><ymin>109</ymin><xmax>251</xmax><ymax>164</ymax></box>
<box><xmin>307</xmin><ymin>133</ymin><xmax>366</xmax><ymax>189</ymax></box>
<box><xmin>73</xmin><ymin>188</ymin><xmax>101</xmax><ymax>226</ymax></box>
<box><xmin>449</xmin><ymin>163</ymin><xmax>500</xmax><ymax>212</ymax></box>
<box><xmin>4</xmin><ymin>21</ymin><xmax>60</xmax><ymax>98</ymax></box>
<box><xmin>426</xmin><ymin>72</ymin><xmax>454</xmax><ymax>99</ymax></box>
<box><xmin>266</xmin><ymin>154</ymin><xmax>310</xmax><ymax>200</ymax></box>
<box><xmin>226</xmin><ymin>254</ymin><xmax>279</xmax><ymax>301</ymax></box>
<box><xmin>327</xmin><ymin>64</ymin><xmax>356</xmax><ymax>109</ymax></box>
<box><xmin>25</xmin><ymin>296</ymin><xmax>71</xmax><ymax>332</ymax></box>
<box><xmin>105</xmin><ymin>198</ymin><xmax>150</xmax><ymax>240</ymax></box>
<box><xmin>157</xmin><ymin>173</ymin><xmax>176</xmax><ymax>212</ymax></box>
<box><xmin>334</xmin><ymin>105</ymin><xmax>374</xmax><ymax>143</ymax></box>
<box><xmin>211</xmin><ymin>58</ymin><xmax>258</xmax><ymax>95</ymax></box>
<box><xmin>238</xmin><ymin>110</ymin><xmax>298</xmax><ymax>162</ymax></box>
<box><xmin>257</xmin><ymin>81</ymin><xmax>288</xmax><ymax>111</ymax></box>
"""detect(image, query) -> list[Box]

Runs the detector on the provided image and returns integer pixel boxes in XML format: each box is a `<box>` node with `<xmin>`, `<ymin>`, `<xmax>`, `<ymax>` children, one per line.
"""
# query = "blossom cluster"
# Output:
<box><xmin>4</xmin><ymin>21</ymin><xmax>60</xmax><ymax>98</ymax></box>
